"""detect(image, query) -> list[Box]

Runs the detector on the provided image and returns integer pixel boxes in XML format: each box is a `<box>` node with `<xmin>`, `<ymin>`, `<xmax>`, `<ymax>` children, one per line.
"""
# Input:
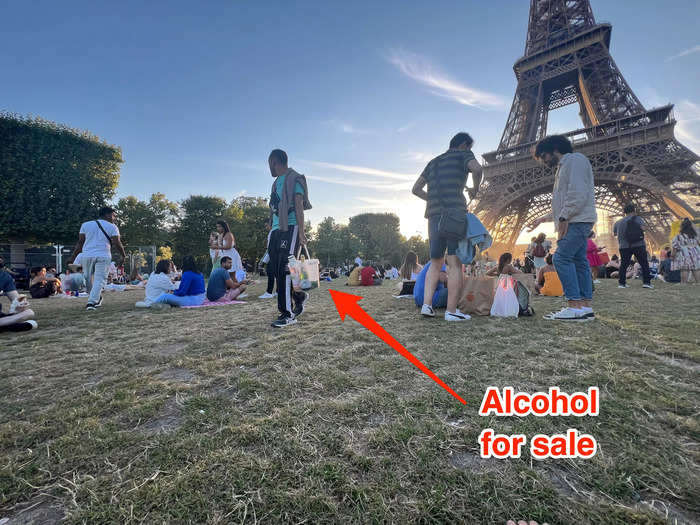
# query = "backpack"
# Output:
<box><xmin>625</xmin><ymin>216</ymin><xmax>645</xmax><ymax>244</ymax></box>
<box><xmin>514</xmin><ymin>281</ymin><xmax>534</xmax><ymax>317</ymax></box>
<box><xmin>532</xmin><ymin>242</ymin><xmax>546</xmax><ymax>258</ymax></box>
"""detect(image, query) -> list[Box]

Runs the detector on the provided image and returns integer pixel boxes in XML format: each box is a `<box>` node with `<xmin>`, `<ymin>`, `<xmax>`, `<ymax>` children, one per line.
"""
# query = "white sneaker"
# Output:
<box><xmin>258</xmin><ymin>292</ymin><xmax>276</xmax><ymax>299</ymax></box>
<box><xmin>593</xmin><ymin>279</ymin><xmax>601</xmax><ymax>284</ymax></box>
<box><xmin>580</xmin><ymin>306</ymin><xmax>595</xmax><ymax>320</ymax></box>
<box><xmin>642</xmin><ymin>284</ymin><xmax>654</xmax><ymax>289</ymax></box>
<box><xmin>421</xmin><ymin>304</ymin><xmax>435</xmax><ymax>317</ymax></box>
<box><xmin>544</xmin><ymin>307</ymin><xmax>586</xmax><ymax>321</ymax></box>
<box><xmin>445</xmin><ymin>311</ymin><xmax>471</xmax><ymax>321</ymax></box>
<box><xmin>618</xmin><ymin>284</ymin><xmax>628</xmax><ymax>288</ymax></box>
<box><xmin>237</xmin><ymin>292</ymin><xmax>249</xmax><ymax>299</ymax></box>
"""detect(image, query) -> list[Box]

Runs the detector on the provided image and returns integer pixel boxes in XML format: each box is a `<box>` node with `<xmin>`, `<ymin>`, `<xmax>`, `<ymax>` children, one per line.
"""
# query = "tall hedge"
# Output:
<box><xmin>0</xmin><ymin>112</ymin><xmax>122</xmax><ymax>244</ymax></box>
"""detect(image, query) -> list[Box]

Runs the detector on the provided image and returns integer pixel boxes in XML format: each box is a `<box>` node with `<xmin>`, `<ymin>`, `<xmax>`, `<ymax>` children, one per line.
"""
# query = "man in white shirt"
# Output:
<box><xmin>531</xmin><ymin>135</ymin><xmax>597</xmax><ymax>321</ymax></box>
<box><xmin>68</xmin><ymin>207</ymin><xmax>126</xmax><ymax>310</ymax></box>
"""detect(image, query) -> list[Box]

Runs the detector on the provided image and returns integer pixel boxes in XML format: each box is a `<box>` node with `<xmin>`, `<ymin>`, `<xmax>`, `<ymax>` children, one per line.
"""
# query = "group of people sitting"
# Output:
<box><xmin>135</xmin><ymin>256</ymin><xmax>249</xmax><ymax>309</ymax></box>
<box><xmin>346</xmin><ymin>260</ymin><xmax>401</xmax><ymax>286</ymax></box>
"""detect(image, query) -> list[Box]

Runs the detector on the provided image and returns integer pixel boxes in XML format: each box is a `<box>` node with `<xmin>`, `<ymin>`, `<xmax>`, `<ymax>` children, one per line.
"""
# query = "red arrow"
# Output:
<box><xmin>328</xmin><ymin>289</ymin><xmax>466</xmax><ymax>405</ymax></box>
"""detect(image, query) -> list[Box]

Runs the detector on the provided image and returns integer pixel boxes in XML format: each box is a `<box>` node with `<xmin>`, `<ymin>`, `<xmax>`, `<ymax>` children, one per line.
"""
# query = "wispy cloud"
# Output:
<box><xmin>397</xmin><ymin>122</ymin><xmax>415</xmax><ymax>133</ymax></box>
<box><xmin>666</xmin><ymin>44</ymin><xmax>700</xmax><ymax>61</ymax></box>
<box><xmin>401</xmin><ymin>151</ymin><xmax>434</xmax><ymax>163</ymax></box>
<box><xmin>386</xmin><ymin>48</ymin><xmax>507</xmax><ymax>109</ymax></box>
<box><xmin>300</xmin><ymin>159</ymin><xmax>416</xmax><ymax>181</ymax></box>
<box><xmin>306</xmin><ymin>174</ymin><xmax>409</xmax><ymax>191</ymax></box>
<box><xmin>675</xmin><ymin>100</ymin><xmax>700</xmax><ymax>151</ymax></box>
<box><xmin>324</xmin><ymin>119</ymin><xmax>375</xmax><ymax>135</ymax></box>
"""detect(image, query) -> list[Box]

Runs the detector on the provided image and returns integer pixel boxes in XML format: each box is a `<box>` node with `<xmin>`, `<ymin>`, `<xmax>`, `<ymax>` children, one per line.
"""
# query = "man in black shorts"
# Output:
<box><xmin>412</xmin><ymin>132</ymin><xmax>483</xmax><ymax>321</ymax></box>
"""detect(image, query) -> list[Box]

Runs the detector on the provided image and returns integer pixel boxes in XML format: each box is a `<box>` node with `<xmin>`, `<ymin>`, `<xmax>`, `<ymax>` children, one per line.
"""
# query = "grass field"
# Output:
<box><xmin>1</xmin><ymin>278</ymin><xmax>698</xmax><ymax>524</ymax></box>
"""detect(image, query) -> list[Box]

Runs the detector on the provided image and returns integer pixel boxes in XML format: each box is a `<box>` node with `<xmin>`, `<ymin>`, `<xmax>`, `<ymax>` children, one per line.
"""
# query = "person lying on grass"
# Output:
<box><xmin>207</xmin><ymin>256</ymin><xmax>247</xmax><ymax>302</ymax></box>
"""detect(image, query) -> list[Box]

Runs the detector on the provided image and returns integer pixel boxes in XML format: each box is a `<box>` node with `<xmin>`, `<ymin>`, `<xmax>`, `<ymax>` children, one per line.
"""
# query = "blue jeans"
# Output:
<box><xmin>553</xmin><ymin>222</ymin><xmax>593</xmax><ymax>301</ymax></box>
<box><xmin>155</xmin><ymin>293</ymin><xmax>205</xmax><ymax>307</ymax></box>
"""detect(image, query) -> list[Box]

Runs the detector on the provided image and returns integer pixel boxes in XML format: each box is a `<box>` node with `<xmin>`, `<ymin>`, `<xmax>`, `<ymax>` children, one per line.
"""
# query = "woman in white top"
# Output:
<box><xmin>135</xmin><ymin>259</ymin><xmax>178</xmax><ymax>307</ymax></box>
<box><xmin>211</xmin><ymin>220</ymin><xmax>243</xmax><ymax>273</ymax></box>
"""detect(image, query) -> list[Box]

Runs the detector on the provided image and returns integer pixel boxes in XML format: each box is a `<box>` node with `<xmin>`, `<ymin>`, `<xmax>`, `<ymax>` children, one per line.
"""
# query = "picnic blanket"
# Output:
<box><xmin>182</xmin><ymin>299</ymin><xmax>246</xmax><ymax>308</ymax></box>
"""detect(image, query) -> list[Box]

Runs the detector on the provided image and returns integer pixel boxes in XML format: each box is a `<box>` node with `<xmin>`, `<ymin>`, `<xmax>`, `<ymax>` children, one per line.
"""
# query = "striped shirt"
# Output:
<box><xmin>420</xmin><ymin>149</ymin><xmax>476</xmax><ymax>218</ymax></box>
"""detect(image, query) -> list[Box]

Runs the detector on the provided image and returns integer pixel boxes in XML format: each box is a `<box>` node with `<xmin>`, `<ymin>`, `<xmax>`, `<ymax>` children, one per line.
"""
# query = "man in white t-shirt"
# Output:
<box><xmin>68</xmin><ymin>206</ymin><xmax>126</xmax><ymax>310</ymax></box>
<box><xmin>354</xmin><ymin>256</ymin><xmax>362</xmax><ymax>266</ymax></box>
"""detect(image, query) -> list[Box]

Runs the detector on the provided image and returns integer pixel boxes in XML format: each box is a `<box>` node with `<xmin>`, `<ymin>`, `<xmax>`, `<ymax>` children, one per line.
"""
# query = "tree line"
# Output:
<box><xmin>0</xmin><ymin>112</ymin><xmax>429</xmax><ymax>270</ymax></box>
<box><xmin>114</xmin><ymin>193</ymin><xmax>430</xmax><ymax>270</ymax></box>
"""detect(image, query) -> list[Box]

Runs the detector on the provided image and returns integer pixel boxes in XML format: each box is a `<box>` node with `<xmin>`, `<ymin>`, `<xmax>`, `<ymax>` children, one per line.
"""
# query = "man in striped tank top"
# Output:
<box><xmin>412</xmin><ymin>132</ymin><xmax>483</xmax><ymax>322</ymax></box>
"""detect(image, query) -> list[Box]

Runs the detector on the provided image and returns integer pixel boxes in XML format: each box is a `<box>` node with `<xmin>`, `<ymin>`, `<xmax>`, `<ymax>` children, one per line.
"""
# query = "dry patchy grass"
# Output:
<box><xmin>0</xmin><ymin>278</ymin><xmax>698</xmax><ymax>524</ymax></box>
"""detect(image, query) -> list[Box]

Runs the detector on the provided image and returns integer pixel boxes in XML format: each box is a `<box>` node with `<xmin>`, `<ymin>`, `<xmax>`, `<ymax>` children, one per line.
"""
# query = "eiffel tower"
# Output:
<box><xmin>474</xmin><ymin>0</ymin><xmax>699</xmax><ymax>250</ymax></box>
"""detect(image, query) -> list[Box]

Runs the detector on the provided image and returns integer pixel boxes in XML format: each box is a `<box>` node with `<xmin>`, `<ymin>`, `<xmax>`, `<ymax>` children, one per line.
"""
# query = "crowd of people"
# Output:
<box><xmin>1</xmin><ymin>138</ymin><xmax>699</xmax><ymax>332</ymax></box>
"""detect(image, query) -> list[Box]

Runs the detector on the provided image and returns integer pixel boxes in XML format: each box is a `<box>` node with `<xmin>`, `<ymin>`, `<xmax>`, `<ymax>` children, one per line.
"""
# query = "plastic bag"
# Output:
<box><xmin>490</xmin><ymin>275</ymin><xmax>519</xmax><ymax>318</ymax></box>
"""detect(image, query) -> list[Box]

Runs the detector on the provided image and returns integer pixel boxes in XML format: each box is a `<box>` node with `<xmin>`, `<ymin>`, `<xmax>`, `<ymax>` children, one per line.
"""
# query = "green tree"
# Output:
<box><xmin>172</xmin><ymin>195</ymin><xmax>228</xmax><ymax>269</ymax></box>
<box><xmin>115</xmin><ymin>193</ymin><xmax>179</xmax><ymax>247</ymax></box>
<box><xmin>401</xmin><ymin>235</ymin><xmax>430</xmax><ymax>265</ymax></box>
<box><xmin>227</xmin><ymin>196</ymin><xmax>270</xmax><ymax>265</ymax></box>
<box><xmin>310</xmin><ymin>217</ymin><xmax>360</xmax><ymax>265</ymax></box>
<box><xmin>348</xmin><ymin>213</ymin><xmax>402</xmax><ymax>265</ymax></box>
<box><xmin>313</xmin><ymin>217</ymin><xmax>343</xmax><ymax>265</ymax></box>
<box><xmin>0</xmin><ymin>113</ymin><xmax>122</xmax><ymax>243</ymax></box>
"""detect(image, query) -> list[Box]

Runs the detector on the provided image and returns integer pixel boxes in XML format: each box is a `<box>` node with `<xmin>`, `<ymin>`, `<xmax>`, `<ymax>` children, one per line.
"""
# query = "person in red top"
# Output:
<box><xmin>360</xmin><ymin>265</ymin><xmax>378</xmax><ymax>286</ymax></box>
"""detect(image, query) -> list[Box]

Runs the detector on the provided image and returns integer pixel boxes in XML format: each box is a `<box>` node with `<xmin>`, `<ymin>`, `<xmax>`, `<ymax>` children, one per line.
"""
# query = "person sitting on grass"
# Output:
<box><xmin>135</xmin><ymin>259</ymin><xmax>178</xmax><ymax>308</ymax></box>
<box><xmin>605</xmin><ymin>254</ymin><xmax>620</xmax><ymax>278</ymax></box>
<box><xmin>400</xmin><ymin>251</ymin><xmax>423</xmax><ymax>281</ymax></box>
<box><xmin>129</xmin><ymin>266</ymin><xmax>146</xmax><ymax>286</ymax></box>
<box><xmin>0</xmin><ymin>256</ymin><xmax>26</xmax><ymax>312</ymax></box>
<box><xmin>0</xmin><ymin>305</ymin><xmax>38</xmax><ymax>333</ymax></box>
<box><xmin>152</xmin><ymin>256</ymin><xmax>205</xmax><ymax>308</ymax></box>
<box><xmin>486</xmin><ymin>253</ymin><xmax>522</xmax><ymax>277</ymax></box>
<box><xmin>397</xmin><ymin>251</ymin><xmax>423</xmax><ymax>296</ymax></box>
<box><xmin>535</xmin><ymin>254</ymin><xmax>563</xmax><ymax>296</ymax></box>
<box><xmin>346</xmin><ymin>263</ymin><xmax>362</xmax><ymax>286</ymax></box>
<box><xmin>413</xmin><ymin>261</ymin><xmax>451</xmax><ymax>311</ymax></box>
<box><xmin>206</xmin><ymin>256</ymin><xmax>247</xmax><ymax>302</ymax></box>
<box><xmin>29</xmin><ymin>266</ymin><xmax>62</xmax><ymax>298</ymax></box>
<box><xmin>63</xmin><ymin>265</ymin><xmax>87</xmax><ymax>293</ymax></box>
<box><xmin>360</xmin><ymin>265</ymin><xmax>380</xmax><ymax>286</ymax></box>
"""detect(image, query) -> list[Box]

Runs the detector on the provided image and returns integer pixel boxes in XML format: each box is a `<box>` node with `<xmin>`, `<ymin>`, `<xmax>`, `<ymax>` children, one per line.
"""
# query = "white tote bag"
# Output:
<box><xmin>490</xmin><ymin>275</ymin><xmax>520</xmax><ymax>318</ymax></box>
<box><xmin>298</xmin><ymin>245</ymin><xmax>320</xmax><ymax>290</ymax></box>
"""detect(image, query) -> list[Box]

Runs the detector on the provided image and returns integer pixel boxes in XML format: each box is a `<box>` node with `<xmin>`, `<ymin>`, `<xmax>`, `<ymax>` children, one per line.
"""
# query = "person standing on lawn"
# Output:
<box><xmin>267</xmin><ymin>149</ymin><xmax>312</xmax><ymax>328</ymax></box>
<box><xmin>69</xmin><ymin>206</ymin><xmax>126</xmax><ymax>311</ymax></box>
<box><xmin>613</xmin><ymin>203</ymin><xmax>652</xmax><ymax>289</ymax></box>
<box><xmin>530</xmin><ymin>135</ymin><xmax>596</xmax><ymax>321</ymax></box>
<box><xmin>412</xmin><ymin>132</ymin><xmax>483</xmax><ymax>321</ymax></box>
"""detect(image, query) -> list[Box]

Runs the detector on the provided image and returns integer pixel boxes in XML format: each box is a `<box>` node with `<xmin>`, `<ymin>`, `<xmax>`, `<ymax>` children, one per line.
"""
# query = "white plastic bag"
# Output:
<box><xmin>490</xmin><ymin>275</ymin><xmax>519</xmax><ymax>318</ymax></box>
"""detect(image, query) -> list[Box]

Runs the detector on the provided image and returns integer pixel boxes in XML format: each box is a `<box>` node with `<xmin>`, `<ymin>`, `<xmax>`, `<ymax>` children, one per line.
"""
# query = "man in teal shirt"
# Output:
<box><xmin>267</xmin><ymin>149</ymin><xmax>312</xmax><ymax>328</ymax></box>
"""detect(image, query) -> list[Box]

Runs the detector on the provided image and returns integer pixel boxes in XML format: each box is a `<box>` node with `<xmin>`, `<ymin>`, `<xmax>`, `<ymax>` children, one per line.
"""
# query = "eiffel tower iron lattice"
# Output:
<box><xmin>473</xmin><ymin>0</ymin><xmax>699</xmax><ymax>250</ymax></box>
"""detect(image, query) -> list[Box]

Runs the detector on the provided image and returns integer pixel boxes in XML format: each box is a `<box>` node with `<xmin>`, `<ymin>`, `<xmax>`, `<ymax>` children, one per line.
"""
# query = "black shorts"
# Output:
<box><xmin>428</xmin><ymin>215</ymin><xmax>459</xmax><ymax>259</ymax></box>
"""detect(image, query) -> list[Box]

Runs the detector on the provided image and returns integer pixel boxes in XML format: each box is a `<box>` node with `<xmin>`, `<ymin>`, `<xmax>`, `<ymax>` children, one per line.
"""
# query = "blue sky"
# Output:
<box><xmin>3</xmin><ymin>0</ymin><xmax>699</xmax><ymax>241</ymax></box>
